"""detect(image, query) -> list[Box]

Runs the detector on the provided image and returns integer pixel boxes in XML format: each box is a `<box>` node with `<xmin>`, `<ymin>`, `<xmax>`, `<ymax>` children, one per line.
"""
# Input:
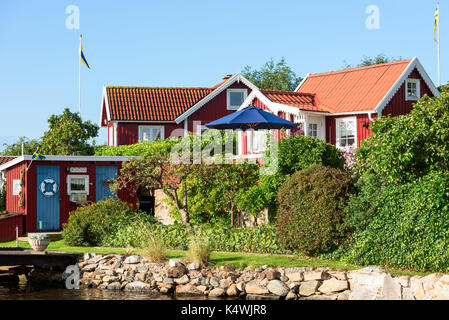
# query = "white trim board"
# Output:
<box><xmin>174</xmin><ymin>73</ymin><xmax>259</xmax><ymax>124</ymax></box>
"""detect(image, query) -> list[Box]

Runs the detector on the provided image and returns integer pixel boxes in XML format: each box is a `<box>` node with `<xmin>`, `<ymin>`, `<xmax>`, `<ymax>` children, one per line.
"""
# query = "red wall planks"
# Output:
<box><xmin>0</xmin><ymin>213</ymin><xmax>23</xmax><ymax>242</ymax></box>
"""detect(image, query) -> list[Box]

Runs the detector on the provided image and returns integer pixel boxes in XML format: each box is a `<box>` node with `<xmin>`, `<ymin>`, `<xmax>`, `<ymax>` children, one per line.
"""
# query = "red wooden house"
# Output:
<box><xmin>239</xmin><ymin>57</ymin><xmax>440</xmax><ymax>154</ymax></box>
<box><xmin>100</xmin><ymin>73</ymin><xmax>257</xmax><ymax>146</ymax></box>
<box><xmin>0</xmin><ymin>156</ymin><xmax>135</xmax><ymax>241</ymax></box>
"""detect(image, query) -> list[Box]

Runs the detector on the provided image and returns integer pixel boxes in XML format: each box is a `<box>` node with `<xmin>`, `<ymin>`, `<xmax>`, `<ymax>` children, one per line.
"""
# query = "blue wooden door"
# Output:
<box><xmin>96</xmin><ymin>166</ymin><xmax>118</xmax><ymax>201</ymax></box>
<box><xmin>36</xmin><ymin>165</ymin><xmax>60</xmax><ymax>231</ymax></box>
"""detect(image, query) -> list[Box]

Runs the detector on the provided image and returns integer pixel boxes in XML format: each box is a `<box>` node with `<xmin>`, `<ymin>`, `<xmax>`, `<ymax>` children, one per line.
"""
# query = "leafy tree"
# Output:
<box><xmin>242</xmin><ymin>57</ymin><xmax>302</xmax><ymax>91</ymax></box>
<box><xmin>41</xmin><ymin>108</ymin><xmax>99</xmax><ymax>155</ymax></box>
<box><xmin>1</xmin><ymin>136</ymin><xmax>41</xmax><ymax>156</ymax></box>
<box><xmin>343</xmin><ymin>53</ymin><xmax>402</xmax><ymax>69</ymax></box>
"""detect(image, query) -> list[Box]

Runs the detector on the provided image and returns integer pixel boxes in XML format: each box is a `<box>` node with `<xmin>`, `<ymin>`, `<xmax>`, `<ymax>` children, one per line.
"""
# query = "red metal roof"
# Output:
<box><xmin>296</xmin><ymin>59</ymin><xmax>412</xmax><ymax>113</ymax></box>
<box><xmin>260</xmin><ymin>90</ymin><xmax>328</xmax><ymax>112</ymax></box>
<box><xmin>106</xmin><ymin>87</ymin><xmax>213</xmax><ymax>121</ymax></box>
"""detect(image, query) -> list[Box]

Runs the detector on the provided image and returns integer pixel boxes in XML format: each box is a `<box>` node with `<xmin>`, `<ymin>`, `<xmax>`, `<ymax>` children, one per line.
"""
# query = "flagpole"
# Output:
<box><xmin>438</xmin><ymin>1</ymin><xmax>441</xmax><ymax>87</ymax></box>
<box><xmin>79</xmin><ymin>34</ymin><xmax>82</xmax><ymax>114</ymax></box>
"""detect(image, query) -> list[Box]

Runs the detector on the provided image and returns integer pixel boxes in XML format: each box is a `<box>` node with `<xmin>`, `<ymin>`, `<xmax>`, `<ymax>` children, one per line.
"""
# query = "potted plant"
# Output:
<box><xmin>28</xmin><ymin>233</ymin><xmax>50</xmax><ymax>251</ymax></box>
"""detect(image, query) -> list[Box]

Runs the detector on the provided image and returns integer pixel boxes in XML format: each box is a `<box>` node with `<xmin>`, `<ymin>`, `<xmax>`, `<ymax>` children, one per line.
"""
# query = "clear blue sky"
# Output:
<box><xmin>0</xmin><ymin>0</ymin><xmax>446</xmax><ymax>149</ymax></box>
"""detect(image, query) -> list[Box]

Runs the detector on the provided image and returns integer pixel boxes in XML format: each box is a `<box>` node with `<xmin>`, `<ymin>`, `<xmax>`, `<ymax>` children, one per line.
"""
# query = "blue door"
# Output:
<box><xmin>96</xmin><ymin>166</ymin><xmax>118</xmax><ymax>201</ymax></box>
<box><xmin>36</xmin><ymin>165</ymin><xmax>60</xmax><ymax>231</ymax></box>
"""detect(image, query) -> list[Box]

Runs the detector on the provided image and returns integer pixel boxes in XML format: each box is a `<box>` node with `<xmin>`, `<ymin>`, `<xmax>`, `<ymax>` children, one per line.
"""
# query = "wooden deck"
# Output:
<box><xmin>0</xmin><ymin>249</ymin><xmax>80</xmax><ymax>269</ymax></box>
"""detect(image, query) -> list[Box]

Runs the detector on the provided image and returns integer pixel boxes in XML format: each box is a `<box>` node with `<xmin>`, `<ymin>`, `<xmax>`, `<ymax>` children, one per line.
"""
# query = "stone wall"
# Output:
<box><xmin>73</xmin><ymin>254</ymin><xmax>449</xmax><ymax>300</ymax></box>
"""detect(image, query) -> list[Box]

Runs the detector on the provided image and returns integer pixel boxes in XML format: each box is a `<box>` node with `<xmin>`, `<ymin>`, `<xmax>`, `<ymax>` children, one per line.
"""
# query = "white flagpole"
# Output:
<box><xmin>438</xmin><ymin>1</ymin><xmax>441</xmax><ymax>87</ymax></box>
<box><xmin>79</xmin><ymin>34</ymin><xmax>82</xmax><ymax>114</ymax></box>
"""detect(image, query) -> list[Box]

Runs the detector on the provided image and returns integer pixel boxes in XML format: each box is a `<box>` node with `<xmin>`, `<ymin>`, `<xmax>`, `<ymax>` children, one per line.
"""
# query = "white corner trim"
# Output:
<box><xmin>99</xmin><ymin>86</ymin><xmax>111</xmax><ymax>126</ymax></box>
<box><xmin>294</xmin><ymin>73</ymin><xmax>310</xmax><ymax>92</ymax></box>
<box><xmin>174</xmin><ymin>73</ymin><xmax>258</xmax><ymax>124</ymax></box>
<box><xmin>375</xmin><ymin>57</ymin><xmax>441</xmax><ymax>115</ymax></box>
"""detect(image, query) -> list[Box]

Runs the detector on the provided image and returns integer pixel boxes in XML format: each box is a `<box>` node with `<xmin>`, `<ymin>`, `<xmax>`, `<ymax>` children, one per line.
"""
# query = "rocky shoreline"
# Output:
<box><xmin>68</xmin><ymin>253</ymin><xmax>449</xmax><ymax>300</ymax></box>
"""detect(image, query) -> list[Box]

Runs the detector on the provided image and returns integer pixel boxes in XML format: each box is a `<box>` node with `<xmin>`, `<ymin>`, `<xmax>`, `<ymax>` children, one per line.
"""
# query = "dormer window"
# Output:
<box><xmin>406</xmin><ymin>79</ymin><xmax>420</xmax><ymax>101</ymax></box>
<box><xmin>227</xmin><ymin>89</ymin><xmax>247</xmax><ymax>110</ymax></box>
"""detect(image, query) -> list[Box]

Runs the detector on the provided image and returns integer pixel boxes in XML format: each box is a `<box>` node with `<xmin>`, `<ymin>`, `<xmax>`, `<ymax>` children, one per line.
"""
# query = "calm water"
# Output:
<box><xmin>0</xmin><ymin>284</ymin><xmax>239</xmax><ymax>300</ymax></box>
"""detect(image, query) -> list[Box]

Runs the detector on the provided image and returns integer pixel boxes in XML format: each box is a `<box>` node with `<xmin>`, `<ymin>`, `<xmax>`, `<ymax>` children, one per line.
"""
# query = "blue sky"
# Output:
<box><xmin>0</xmin><ymin>0</ymin><xmax>446</xmax><ymax>150</ymax></box>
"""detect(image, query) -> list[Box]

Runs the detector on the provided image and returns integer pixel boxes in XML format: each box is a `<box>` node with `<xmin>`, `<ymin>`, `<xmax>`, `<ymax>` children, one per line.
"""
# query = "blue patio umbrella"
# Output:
<box><xmin>205</xmin><ymin>106</ymin><xmax>297</xmax><ymax>131</ymax></box>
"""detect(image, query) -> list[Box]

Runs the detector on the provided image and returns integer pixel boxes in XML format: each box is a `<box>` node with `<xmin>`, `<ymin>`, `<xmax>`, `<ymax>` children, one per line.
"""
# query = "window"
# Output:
<box><xmin>307</xmin><ymin>123</ymin><xmax>318</xmax><ymax>137</ymax></box>
<box><xmin>138</xmin><ymin>125</ymin><xmax>164</xmax><ymax>142</ymax></box>
<box><xmin>251</xmin><ymin>130</ymin><xmax>268</xmax><ymax>153</ymax></box>
<box><xmin>336</xmin><ymin>117</ymin><xmax>356</xmax><ymax>149</ymax></box>
<box><xmin>227</xmin><ymin>89</ymin><xmax>247</xmax><ymax>110</ymax></box>
<box><xmin>67</xmin><ymin>175</ymin><xmax>89</xmax><ymax>195</ymax></box>
<box><xmin>406</xmin><ymin>79</ymin><xmax>420</xmax><ymax>101</ymax></box>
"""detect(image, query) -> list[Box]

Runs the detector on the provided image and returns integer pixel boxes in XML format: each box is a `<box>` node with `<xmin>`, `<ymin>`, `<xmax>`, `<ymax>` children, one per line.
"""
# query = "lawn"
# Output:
<box><xmin>0</xmin><ymin>240</ymin><xmax>428</xmax><ymax>276</ymax></box>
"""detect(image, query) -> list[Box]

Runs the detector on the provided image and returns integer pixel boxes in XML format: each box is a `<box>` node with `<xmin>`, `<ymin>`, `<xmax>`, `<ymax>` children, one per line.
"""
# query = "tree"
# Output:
<box><xmin>242</xmin><ymin>57</ymin><xmax>302</xmax><ymax>91</ymax></box>
<box><xmin>1</xmin><ymin>136</ymin><xmax>41</xmax><ymax>156</ymax></box>
<box><xmin>41</xmin><ymin>108</ymin><xmax>99</xmax><ymax>155</ymax></box>
<box><xmin>343</xmin><ymin>53</ymin><xmax>402</xmax><ymax>69</ymax></box>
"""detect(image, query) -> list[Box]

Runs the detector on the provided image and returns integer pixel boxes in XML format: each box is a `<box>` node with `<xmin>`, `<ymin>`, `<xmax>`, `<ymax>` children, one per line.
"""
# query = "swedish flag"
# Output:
<box><xmin>79</xmin><ymin>44</ymin><xmax>90</xmax><ymax>69</ymax></box>
<box><xmin>32</xmin><ymin>148</ymin><xmax>46</xmax><ymax>160</ymax></box>
<box><xmin>434</xmin><ymin>7</ymin><xmax>439</xmax><ymax>41</ymax></box>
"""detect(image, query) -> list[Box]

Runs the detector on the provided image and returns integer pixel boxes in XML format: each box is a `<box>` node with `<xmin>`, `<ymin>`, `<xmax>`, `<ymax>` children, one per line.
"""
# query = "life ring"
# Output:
<box><xmin>40</xmin><ymin>178</ymin><xmax>58</xmax><ymax>197</ymax></box>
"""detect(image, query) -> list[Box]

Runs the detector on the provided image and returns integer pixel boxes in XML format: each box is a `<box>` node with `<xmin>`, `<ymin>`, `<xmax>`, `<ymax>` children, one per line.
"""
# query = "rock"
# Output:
<box><xmin>190</xmin><ymin>277</ymin><xmax>203</xmax><ymax>286</ymax></box>
<box><xmin>396</xmin><ymin>276</ymin><xmax>410</xmax><ymax>288</ymax></box>
<box><xmin>102</xmin><ymin>275</ymin><xmax>120</xmax><ymax>284</ymax></box>
<box><xmin>288</xmin><ymin>282</ymin><xmax>300</xmax><ymax>292</ymax></box>
<box><xmin>318</xmin><ymin>278</ymin><xmax>349</xmax><ymax>294</ymax></box>
<box><xmin>304</xmin><ymin>271</ymin><xmax>330</xmax><ymax>281</ymax></box>
<box><xmin>168</xmin><ymin>265</ymin><xmax>187</xmax><ymax>278</ymax></box>
<box><xmin>168</xmin><ymin>258</ymin><xmax>185</xmax><ymax>268</ymax></box>
<box><xmin>134</xmin><ymin>272</ymin><xmax>147</xmax><ymax>282</ymax></box>
<box><xmin>175</xmin><ymin>275</ymin><xmax>190</xmax><ymax>285</ymax></box>
<box><xmin>107</xmin><ymin>282</ymin><xmax>121</xmax><ymax>290</ymax></box>
<box><xmin>163</xmin><ymin>277</ymin><xmax>174</xmax><ymax>285</ymax></box>
<box><xmin>124</xmin><ymin>281</ymin><xmax>151</xmax><ymax>292</ymax></box>
<box><xmin>197</xmin><ymin>285</ymin><xmax>208</xmax><ymax>293</ymax></box>
<box><xmin>81</xmin><ymin>264</ymin><xmax>98</xmax><ymax>272</ymax></box>
<box><xmin>261</xmin><ymin>265</ymin><xmax>268</xmax><ymax>270</ymax></box>
<box><xmin>285</xmin><ymin>271</ymin><xmax>303</xmax><ymax>282</ymax></box>
<box><xmin>267</xmin><ymin>280</ymin><xmax>289</xmax><ymax>296</ymax></box>
<box><xmin>299</xmin><ymin>281</ymin><xmax>319</xmax><ymax>297</ymax></box>
<box><xmin>380</xmin><ymin>274</ymin><xmax>402</xmax><ymax>300</ymax></box>
<box><xmin>137</xmin><ymin>265</ymin><xmax>148</xmax><ymax>273</ymax></box>
<box><xmin>285</xmin><ymin>291</ymin><xmax>297</xmax><ymax>300</ymax></box>
<box><xmin>236</xmin><ymin>282</ymin><xmax>245</xmax><ymax>292</ymax></box>
<box><xmin>83</xmin><ymin>253</ymin><xmax>93</xmax><ymax>261</ymax></box>
<box><xmin>209</xmin><ymin>288</ymin><xmax>225</xmax><ymax>297</ymax></box>
<box><xmin>210</xmin><ymin>277</ymin><xmax>220</xmax><ymax>287</ymax></box>
<box><xmin>265</xmin><ymin>270</ymin><xmax>281</xmax><ymax>281</ymax></box>
<box><xmin>124</xmin><ymin>256</ymin><xmax>142</xmax><ymax>264</ymax></box>
<box><xmin>337</xmin><ymin>290</ymin><xmax>351</xmax><ymax>300</ymax></box>
<box><xmin>175</xmin><ymin>284</ymin><xmax>202</xmax><ymax>295</ymax></box>
<box><xmin>245</xmin><ymin>280</ymin><xmax>269</xmax><ymax>295</ymax></box>
<box><xmin>260</xmin><ymin>278</ymin><xmax>269</xmax><ymax>287</ymax></box>
<box><xmin>187</xmin><ymin>262</ymin><xmax>200</xmax><ymax>271</ymax></box>
<box><xmin>158</xmin><ymin>283</ymin><xmax>174</xmax><ymax>294</ymax></box>
<box><xmin>220</xmin><ymin>278</ymin><xmax>232</xmax><ymax>289</ymax></box>
<box><xmin>329</xmin><ymin>271</ymin><xmax>347</xmax><ymax>280</ymax></box>
<box><xmin>226</xmin><ymin>284</ymin><xmax>239</xmax><ymax>296</ymax></box>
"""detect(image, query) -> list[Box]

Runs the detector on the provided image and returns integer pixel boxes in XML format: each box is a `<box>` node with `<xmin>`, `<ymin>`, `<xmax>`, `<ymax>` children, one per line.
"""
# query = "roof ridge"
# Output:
<box><xmin>308</xmin><ymin>59</ymin><xmax>412</xmax><ymax>77</ymax></box>
<box><xmin>106</xmin><ymin>86</ymin><xmax>213</xmax><ymax>90</ymax></box>
<box><xmin>261</xmin><ymin>89</ymin><xmax>315</xmax><ymax>96</ymax></box>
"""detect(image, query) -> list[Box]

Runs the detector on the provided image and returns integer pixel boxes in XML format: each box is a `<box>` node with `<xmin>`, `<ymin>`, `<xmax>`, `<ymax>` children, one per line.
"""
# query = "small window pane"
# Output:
<box><xmin>70</xmin><ymin>178</ymin><xmax>86</xmax><ymax>191</ymax></box>
<box><xmin>230</xmin><ymin>92</ymin><xmax>244</xmax><ymax>107</ymax></box>
<box><xmin>308</xmin><ymin>123</ymin><xmax>318</xmax><ymax>137</ymax></box>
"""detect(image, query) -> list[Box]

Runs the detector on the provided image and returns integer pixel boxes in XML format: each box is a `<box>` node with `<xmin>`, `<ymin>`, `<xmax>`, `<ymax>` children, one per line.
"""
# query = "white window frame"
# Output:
<box><xmin>226</xmin><ymin>89</ymin><xmax>248</xmax><ymax>110</ymax></box>
<box><xmin>307</xmin><ymin>123</ymin><xmax>318</xmax><ymax>137</ymax></box>
<box><xmin>67</xmin><ymin>174</ymin><xmax>89</xmax><ymax>195</ymax></box>
<box><xmin>335</xmin><ymin>117</ymin><xmax>357</xmax><ymax>150</ymax></box>
<box><xmin>138</xmin><ymin>125</ymin><xmax>165</xmax><ymax>142</ymax></box>
<box><xmin>405</xmin><ymin>78</ymin><xmax>420</xmax><ymax>101</ymax></box>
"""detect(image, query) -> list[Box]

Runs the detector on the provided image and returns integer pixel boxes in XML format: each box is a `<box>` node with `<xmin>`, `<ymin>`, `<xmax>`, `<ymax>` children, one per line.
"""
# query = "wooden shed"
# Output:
<box><xmin>0</xmin><ymin>155</ymin><xmax>136</xmax><ymax>240</ymax></box>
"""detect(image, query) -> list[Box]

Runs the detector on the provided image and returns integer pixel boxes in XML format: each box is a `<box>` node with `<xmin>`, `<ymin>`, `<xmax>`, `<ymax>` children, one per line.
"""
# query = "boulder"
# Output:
<box><xmin>175</xmin><ymin>284</ymin><xmax>202</xmax><ymax>295</ymax></box>
<box><xmin>107</xmin><ymin>282</ymin><xmax>121</xmax><ymax>290</ymax></box>
<box><xmin>219</xmin><ymin>278</ymin><xmax>233</xmax><ymax>289</ymax></box>
<box><xmin>267</xmin><ymin>280</ymin><xmax>289</xmax><ymax>297</ymax></box>
<box><xmin>209</xmin><ymin>288</ymin><xmax>225</xmax><ymax>297</ymax></box>
<box><xmin>236</xmin><ymin>282</ymin><xmax>245</xmax><ymax>293</ymax></box>
<box><xmin>299</xmin><ymin>281</ymin><xmax>319</xmax><ymax>297</ymax></box>
<box><xmin>318</xmin><ymin>278</ymin><xmax>349</xmax><ymax>294</ymax></box>
<box><xmin>210</xmin><ymin>277</ymin><xmax>220</xmax><ymax>287</ymax></box>
<box><xmin>304</xmin><ymin>271</ymin><xmax>330</xmax><ymax>281</ymax></box>
<box><xmin>226</xmin><ymin>284</ymin><xmax>239</xmax><ymax>296</ymax></box>
<box><xmin>124</xmin><ymin>255</ymin><xmax>142</xmax><ymax>264</ymax></box>
<box><xmin>265</xmin><ymin>270</ymin><xmax>281</xmax><ymax>281</ymax></box>
<box><xmin>187</xmin><ymin>262</ymin><xmax>200</xmax><ymax>271</ymax></box>
<box><xmin>81</xmin><ymin>264</ymin><xmax>98</xmax><ymax>272</ymax></box>
<box><xmin>168</xmin><ymin>265</ymin><xmax>187</xmax><ymax>278</ymax></box>
<box><xmin>245</xmin><ymin>280</ymin><xmax>269</xmax><ymax>295</ymax></box>
<box><xmin>168</xmin><ymin>258</ymin><xmax>185</xmax><ymax>268</ymax></box>
<box><xmin>124</xmin><ymin>281</ymin><xmax>151</xmax><ymax>292</ymax></box>
<box><xmin>285</xmin><ymin>291</ymin><xmax>297</xmax><ymax>300</ymax></box>
<box><xmin>285</xmin><ymin>272</ymin><xmax>303</xmax><ymax>282</ymax></box>
<box><xmin>174</xmin><ymin>275</ymin><xmax>190</xmax><ymax>285</ymax></box>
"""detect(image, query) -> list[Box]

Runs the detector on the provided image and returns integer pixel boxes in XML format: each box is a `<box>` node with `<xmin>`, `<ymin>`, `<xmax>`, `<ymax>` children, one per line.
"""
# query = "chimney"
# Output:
<box><xmin>223</xmin><ymin>74</ymin><xmax>233</xmax><ymax>81</ymax></box>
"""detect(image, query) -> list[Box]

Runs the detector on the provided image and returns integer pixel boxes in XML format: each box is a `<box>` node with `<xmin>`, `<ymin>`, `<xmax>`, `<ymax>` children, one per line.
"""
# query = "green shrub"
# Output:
<box><xmin>273</xmin><ymin>135</ymin><xmax>344</xmax><ymax>175</ymax></box>
<box><xmin>276</xmin><ymin>165</ymin><xmax>353</xmax><ymax>255</ymax></box>
<box><xmin>0</xmin><ymin>183</ymin><xmax>6</xmax><ymax>212</ymax></box>
<box><xmin>62</xmin><ymin>198</ymin><xmax>153</xmax><ymax>246</ymax></box>
<box><xmin>345</xmin><ymin>172</ymin><xmax>449</xmax><ymax>272</ymax></box>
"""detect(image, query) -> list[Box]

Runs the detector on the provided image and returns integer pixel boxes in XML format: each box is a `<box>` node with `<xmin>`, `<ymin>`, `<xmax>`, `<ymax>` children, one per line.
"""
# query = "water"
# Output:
<box><xmin>0</xmin><ymin>284</ymin><xmax>239</xmax><ymax>300</ymax></box>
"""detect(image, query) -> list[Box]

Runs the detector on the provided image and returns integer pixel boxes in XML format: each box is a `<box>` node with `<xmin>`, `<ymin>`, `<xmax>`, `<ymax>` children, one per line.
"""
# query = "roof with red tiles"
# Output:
<box><xmin>296</xmin><ymin>59</ymin><xmax>413</xmax><ymax>113</ymax></box>
<box><xmin>106</xmin><ymin>86</ymin><xmax>213</xmax><ymax>121</ymax></box>
<box><xmin>260</xmin><ymin>89</ymin><xmax>329</xmax><ymax>113</ymax></box>
<box><xmin>0</xmin><ymin>157</ymin><xmax>16</xmax><ymax>166</ymax></box>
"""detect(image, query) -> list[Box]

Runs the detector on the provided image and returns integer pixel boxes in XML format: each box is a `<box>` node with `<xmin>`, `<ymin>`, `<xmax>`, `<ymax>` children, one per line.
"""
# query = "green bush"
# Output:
<box><xmin>345</xmin><ymin>172</ymin><xmax>449</xmax><ymax>272</ymax></box>
<box><xmin>62</xmin><ymin>198</ymin><xmax>153</xmax><ymax>246</ymax></box>
<box><xmin>276</xmin><ymin>165</ymin><xmax>353</xmax><ymax>255</ymax></box>
<box><xmin>274</xmin><ymin>135</ymin><xmax>344</xmax><ymax>175</ymax></box>
<box><xmin>109</xmin><ymin>222</ymin><xmax>286</xmax><ymax>254</ymax></box>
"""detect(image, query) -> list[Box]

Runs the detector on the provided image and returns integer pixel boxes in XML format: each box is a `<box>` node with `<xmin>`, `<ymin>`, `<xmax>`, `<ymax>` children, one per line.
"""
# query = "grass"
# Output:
<box><xmin>0</xmin><ymin>240</ymin><xmax>430</xmax><ymax>276</ymax></box>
